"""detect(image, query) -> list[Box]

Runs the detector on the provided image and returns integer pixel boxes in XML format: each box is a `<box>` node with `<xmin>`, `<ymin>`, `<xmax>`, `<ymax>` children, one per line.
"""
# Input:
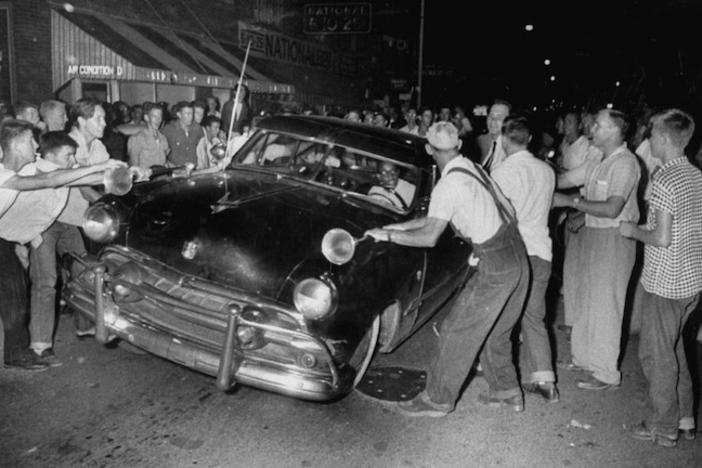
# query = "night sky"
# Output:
<box><xmin>414</xmin><ymin>0</ymin><xmax>701</xmax><ymax>113</ymax></box>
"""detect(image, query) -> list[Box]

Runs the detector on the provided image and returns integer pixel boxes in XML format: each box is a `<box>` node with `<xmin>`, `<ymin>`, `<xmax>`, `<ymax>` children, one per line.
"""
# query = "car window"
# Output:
<box><xmin>233</xmin><ymin>131</ymin><xmax>421</xmax><ymax>213</ymax></box>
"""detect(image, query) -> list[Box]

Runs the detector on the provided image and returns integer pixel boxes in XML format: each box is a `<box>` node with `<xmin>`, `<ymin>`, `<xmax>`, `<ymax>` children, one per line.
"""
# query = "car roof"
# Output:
<box><xmin>255</xmin><ymin>115</ymin><xmax>432</xmax><ymax>167</ymax></box>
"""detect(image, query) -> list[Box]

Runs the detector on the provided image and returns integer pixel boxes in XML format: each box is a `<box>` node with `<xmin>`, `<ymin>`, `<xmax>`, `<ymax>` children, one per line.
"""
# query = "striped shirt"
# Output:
<box><xmin>641</xmin><ymin>157</ymin><xmax>702</xmax><ymax>298</ymax></box>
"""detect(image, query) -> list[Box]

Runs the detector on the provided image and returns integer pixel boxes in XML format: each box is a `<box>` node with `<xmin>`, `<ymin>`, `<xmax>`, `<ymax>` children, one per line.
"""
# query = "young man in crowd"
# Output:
<box><xmin>196</xmin><ymin>115</ymin><xmax>223</xmax><ymax>169</ymax></box>
<box><xmin>365</xmin><ymin>122</ymin><xmax>528</xmax><ymax>416</ymax></box>
<box><xmin>478</xmin><ymin>99</ymin><xmax>511</xmax><ymax>173</ymax></box>
<box><xmin>492</xmin><ymin>115</ymin><xmax>559</xmax><ymax>403</ymax></box>
<box><xmin>162</xmin><ymin>101</ymin><xmax>202</xmax><ymax>167</ymax></box>
<box><xmin>0</xmin><ymin>120</ymin><xmax>120</xmax><ymax>370</ymax></box>
<box><xmin>127</xmin><ymin>102</ymin><xmax>169</xmax><ymax>170</ymax></box>
<box><xmin>620</xmin><ymin>109</ymin><xmax>702</xmax><ymax>447</ymax></box>
<box><xmin>554</xmin><ymin>109</ymin><xmax>640</xmax><ymax>390</ymax></box>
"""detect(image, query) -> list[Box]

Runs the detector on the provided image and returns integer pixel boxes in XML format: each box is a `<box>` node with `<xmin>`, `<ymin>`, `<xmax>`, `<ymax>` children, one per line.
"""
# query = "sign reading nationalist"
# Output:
<box><xmin>238</xmin><ymin>21</ymin><xmax>358</xmax><ymax>76</ymax></box>
<box><xmin>303</xmin><ymin>3</ymin><xmax>372</xmax><ymax>34</ymax></box>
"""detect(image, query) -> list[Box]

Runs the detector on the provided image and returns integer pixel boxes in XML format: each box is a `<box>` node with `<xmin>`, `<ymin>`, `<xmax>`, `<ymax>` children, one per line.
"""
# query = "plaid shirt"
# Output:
<box><xmin>641</xmin><ymin>157</ymin><xmax>702</xmax><ymax>298</ymax></box>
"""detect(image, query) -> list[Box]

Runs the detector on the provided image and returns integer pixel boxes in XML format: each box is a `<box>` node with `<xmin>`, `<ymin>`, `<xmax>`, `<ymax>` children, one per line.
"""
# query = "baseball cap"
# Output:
<box><xmin>426</xmin><ymin>122</ymin><xmax>459</xmax><ymax>150</ymax></box>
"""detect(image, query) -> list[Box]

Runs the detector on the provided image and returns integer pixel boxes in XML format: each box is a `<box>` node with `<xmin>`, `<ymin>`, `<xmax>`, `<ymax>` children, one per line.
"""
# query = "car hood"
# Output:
<box><xmin>123</xmin><ymin>169</ymin><xmax>397</xmax><ymax>301</ymax></box>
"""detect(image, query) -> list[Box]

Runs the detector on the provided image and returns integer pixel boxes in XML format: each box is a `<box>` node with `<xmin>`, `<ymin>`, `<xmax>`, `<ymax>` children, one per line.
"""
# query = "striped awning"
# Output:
<box><xmin>51</xmin><ymin>8</ymin><xmax>294</xmax><ymax>94</ymax></box>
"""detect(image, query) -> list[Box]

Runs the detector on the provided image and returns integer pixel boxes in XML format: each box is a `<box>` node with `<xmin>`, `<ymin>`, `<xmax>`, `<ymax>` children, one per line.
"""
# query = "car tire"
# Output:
<box><xmin>351</xmin><ymin>315</ymin><xmax>380</xmax><ymax>387</ymax></box>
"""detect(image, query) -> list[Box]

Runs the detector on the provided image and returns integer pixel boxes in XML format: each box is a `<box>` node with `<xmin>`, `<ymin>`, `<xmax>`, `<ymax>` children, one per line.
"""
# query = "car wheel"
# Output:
<box><xmin>350</xmin><ymin>315</ymin><xmax>380</xmax><ymax>387</ymax></box>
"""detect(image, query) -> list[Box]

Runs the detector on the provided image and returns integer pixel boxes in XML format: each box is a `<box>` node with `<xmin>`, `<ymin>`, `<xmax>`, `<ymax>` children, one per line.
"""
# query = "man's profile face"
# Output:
<box><xmin>48</xmin><ymin>145</ymin><xmax>77</xmax><ymax>169</ymax></box>
<box><xmin>591</xmin><ymin>111</ymin><xmax>617</xmax><ymax>148</ymax></box>
<box><xmin>81</xmin><ymin>105</ymin><xmax>106</xmax><ymax>140</ymax></box>
<box><xmin>379</xmin><ymin>161</ymin><xmax>399</xmax><ymax>190</ymax></box>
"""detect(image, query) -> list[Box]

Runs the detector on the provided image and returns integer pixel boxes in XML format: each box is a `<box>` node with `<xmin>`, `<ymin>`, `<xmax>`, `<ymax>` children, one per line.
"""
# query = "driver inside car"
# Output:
<box><xmin>368</xmin><ymin>160</ymin><xmax>416</xmax><ymax>210</ymax></box>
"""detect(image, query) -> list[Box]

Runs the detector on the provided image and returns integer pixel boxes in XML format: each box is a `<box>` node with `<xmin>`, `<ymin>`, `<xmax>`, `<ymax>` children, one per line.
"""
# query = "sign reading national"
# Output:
<box><xmin>304</xmin><ymin>3</ymin><xmax>372</xmax><ymax>34</ymax></box>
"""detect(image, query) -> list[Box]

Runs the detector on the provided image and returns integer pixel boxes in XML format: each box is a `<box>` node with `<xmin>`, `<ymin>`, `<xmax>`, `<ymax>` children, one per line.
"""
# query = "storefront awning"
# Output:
<box><xmin>51</xmin><ymin>8</ymin><xmax>294</xmax><ymax>94</ymax></box>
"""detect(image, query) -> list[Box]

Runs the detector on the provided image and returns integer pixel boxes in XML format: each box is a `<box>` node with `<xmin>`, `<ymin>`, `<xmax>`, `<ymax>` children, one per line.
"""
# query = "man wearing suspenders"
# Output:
<box><xmin>365</xmin><ymin>122</ymin><xmax>529</xmax><ymax>416</ymax></box>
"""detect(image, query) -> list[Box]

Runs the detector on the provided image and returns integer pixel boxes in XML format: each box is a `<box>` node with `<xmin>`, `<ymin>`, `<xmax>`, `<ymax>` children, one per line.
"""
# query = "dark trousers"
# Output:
<box><xmin>520</xmin><ymin>256</ymin><xmax>555</xmax><ymax>383</ymax></box>
<box><xmin>0</xmin><ymin>237</ymin><xmax>30</xmax><ymax>362</ymax></box>
<box><xmin>638</xmin><ymin>288</ymin><xmax>700</xmax><ymax>435</ymax></box>
<box><xmin>427</xmin><ymin>224</ymin><xmax>529</xmax><ymax>405</ymax></box>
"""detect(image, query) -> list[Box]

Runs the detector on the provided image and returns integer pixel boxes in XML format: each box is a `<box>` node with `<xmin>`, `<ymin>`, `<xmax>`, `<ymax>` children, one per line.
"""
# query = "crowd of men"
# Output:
<box><xmin>2</xmin><ymin>88</ymin><xmax>702</xmax><ymax>449</ymax></box>
<box><xmin>366</xmin><ymin>101</ymin><xmax>702</xmax><ymax>449</ymax></box>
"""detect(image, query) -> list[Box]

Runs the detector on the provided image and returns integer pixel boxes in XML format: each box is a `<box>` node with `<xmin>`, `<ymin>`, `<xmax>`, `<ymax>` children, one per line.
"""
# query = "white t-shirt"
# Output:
<box><xmin>428</xmin><ymin>156</ymin><xmax>502</xmax><ymax>244</ymax></box>
<box><xmin>58</xmin><ymin>129</ymin><xmax>110</xmax><ymax>226</ymax></box>
<box><xmin>0</xmin><ymin>164</ymin><xmax>19</xmax><ymax>218</ymax></box>
<box><xmin>492</xmin><ymin>150</ymin><xmax>555</xmax><ymax>261</ymax></box>
<box><xmin>0</xmin><ymin>159</ymin><xmax>69</xmax><ymax>244</ymax></box>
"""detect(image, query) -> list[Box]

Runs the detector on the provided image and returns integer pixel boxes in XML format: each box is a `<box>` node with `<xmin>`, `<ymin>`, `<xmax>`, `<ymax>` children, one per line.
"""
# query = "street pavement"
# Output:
<box><xmin>1</xmin><ymin>296</ymin><xmax>701</xmax><ymax>468</ymax></box>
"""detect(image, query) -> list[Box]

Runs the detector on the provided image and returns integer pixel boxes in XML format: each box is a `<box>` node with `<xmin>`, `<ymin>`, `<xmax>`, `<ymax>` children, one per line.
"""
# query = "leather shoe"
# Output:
<box><xmin>477</xmin><ymin>393</ymin><xmax>524</xmax><ymax>412</ymax></box>
<box><xmin>4</xmin><ymin>351</ymin><xmax>49</xmax><ymax>371</ymax></box>
<box><xmin>630</xmin><ymin>422</ymin><xmax>677</xmax><ymax>448</ymax></box>
<box><xmin>556</xmin><ymin>359</ymin><xmax>586</xmax><ymax>372</ymax></box>
<box><xmin>576</xmin><ymin>375</ymin><xmax>618</xmax><ymax>391</ymax></box>
<box><xmin>679</xmin><ymin>428</ymin><xmax>696</xmax><ymax>441</ymax></box>
<box><xmin>395</xmin><ymin>391</ymin><xmax>453</xmax><ymax>418</ymax></box>
<box><xmin>523</xmin><ymin>382</ymin><xmax>560</xmax><ymax>403</ymax></box>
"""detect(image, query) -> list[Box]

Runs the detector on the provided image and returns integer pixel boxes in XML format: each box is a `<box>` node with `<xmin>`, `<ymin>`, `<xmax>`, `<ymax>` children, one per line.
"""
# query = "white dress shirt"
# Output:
<box><xmin>492</xmin><ymin>150</ymin><xmax>555</xmax><ymax>261</ymax></box>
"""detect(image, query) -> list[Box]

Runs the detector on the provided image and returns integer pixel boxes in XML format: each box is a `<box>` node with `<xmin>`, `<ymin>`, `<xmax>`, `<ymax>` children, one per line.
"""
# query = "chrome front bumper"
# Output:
<box><xmin>64</xmin><ymin>248</ymin><xmax>350</xmax><ymax>401</ymax></box>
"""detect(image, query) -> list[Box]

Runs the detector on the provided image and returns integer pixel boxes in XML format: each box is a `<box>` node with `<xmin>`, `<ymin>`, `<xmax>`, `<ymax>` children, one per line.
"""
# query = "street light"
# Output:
<box><xmin>544</xmin><ymin>59</ymin><xmax>551</xmax><ymax>66</ymax></box>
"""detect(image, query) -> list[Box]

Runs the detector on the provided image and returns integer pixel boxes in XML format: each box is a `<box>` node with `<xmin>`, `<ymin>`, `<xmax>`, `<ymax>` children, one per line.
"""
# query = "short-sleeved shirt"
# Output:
<box><xmin>162</xmin><ymin>122</ymin><xmax>203</xmax><ymax>167</ymax></box>
<box><xmin>58</xmin><ymin>129</ymin><xmax>111</xmax><ymax>226</ymax></box>
<box><xmin>635</xmin><ymin>138</ymin><xmax>662</xmax><ymax>201</ymax></box>
<box><xmin>128</xmin><ymin>128</ymin><xmax>169</xmax><ymax>169</ymax></box>
<box><xmin>0</xmin><ymin>165</ymin><xmax>19</xmax><ymax>218</ymax></box>
<box><xmin>641</xmin><ymin>157</ymin><xmax>702</xmax><ymax>299</ymax></box>
<box><xmin>568</xmin><ymin>145</ymin><xmax>640</xmax><ymax>228</ymax></box>
<box><xmin>492</xmin><ymin>150</ymin><xmax>555</xmax><ymax>261</ymax></box>
<box><xmin>559</xmin><ymin>135</ymin><xmax>591</xmax><ymax>171</ymax></box>
<box><xmin>0</xmin><ymin>158</ymin><xmax>69</xmax><ymax>244</ymax></box>
<box><xmin>428</xmin><ymin>156</ymin><xmax>502</xmax><ymax>244</ymax></box>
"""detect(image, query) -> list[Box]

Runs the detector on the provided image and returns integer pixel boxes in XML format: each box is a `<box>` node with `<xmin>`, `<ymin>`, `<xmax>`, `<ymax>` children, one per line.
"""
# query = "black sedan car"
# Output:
<box><xmin>64</xmin><ymin>115</ymin><xmax>472</xmax><ymax>401</ymax></box>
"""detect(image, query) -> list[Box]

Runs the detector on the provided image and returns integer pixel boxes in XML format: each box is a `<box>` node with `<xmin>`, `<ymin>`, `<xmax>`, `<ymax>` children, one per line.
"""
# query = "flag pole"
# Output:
<box><xmin>226</xmin><ymin>39</ymin><xmax>253</xmax><ymax>154</ymax></box>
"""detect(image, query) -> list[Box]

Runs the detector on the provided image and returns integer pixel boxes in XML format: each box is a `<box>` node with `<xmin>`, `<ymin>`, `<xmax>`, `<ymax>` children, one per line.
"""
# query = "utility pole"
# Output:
<box><xmin>416</xmin><ymin>0</ymin><xmax>425</xmax><ymax>109</ymax></box>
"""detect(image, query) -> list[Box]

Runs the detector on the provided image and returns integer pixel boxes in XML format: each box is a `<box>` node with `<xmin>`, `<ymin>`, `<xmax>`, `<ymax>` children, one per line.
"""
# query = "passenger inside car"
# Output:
<box><xmin>367</xmin><ymin>160</ymin><xmax>416</xmax><ymax>210</ymax></box>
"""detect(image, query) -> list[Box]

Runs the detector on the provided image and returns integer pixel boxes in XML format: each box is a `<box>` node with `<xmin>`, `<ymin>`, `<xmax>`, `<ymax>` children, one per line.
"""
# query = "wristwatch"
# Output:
<box><xmin>572</xmin><ymin>196</ymin><xmax>581</xmax><ymax>207</ymax></box>
<box><xmin>387</xmin><ymin>231</ymin><xmax>393</xmax><ymax>242</ymax></box>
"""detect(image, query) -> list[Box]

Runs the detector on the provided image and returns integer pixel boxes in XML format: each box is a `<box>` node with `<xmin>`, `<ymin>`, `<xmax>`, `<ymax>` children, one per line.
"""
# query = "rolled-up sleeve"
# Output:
<box><xmin>427</xmin><ymin>179</ymin><xmax>454</xmax><ymax>222</ymax></box>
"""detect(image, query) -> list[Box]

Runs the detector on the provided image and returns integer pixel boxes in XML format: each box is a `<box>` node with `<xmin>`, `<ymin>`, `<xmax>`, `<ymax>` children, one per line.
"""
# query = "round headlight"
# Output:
<box><xmin>83</xmin><ymin>202</ymin><xmax>120</xmax><ymax>243</ymax></box>
<box><xmin>293</xmin><ymin>277</ymin><xmax>337</xmax><ymax>320</ymax></box>
<box><xmin>321</xmin><ymin>228</ymin><xmax>357</xmax><ymax>265</ymax></box>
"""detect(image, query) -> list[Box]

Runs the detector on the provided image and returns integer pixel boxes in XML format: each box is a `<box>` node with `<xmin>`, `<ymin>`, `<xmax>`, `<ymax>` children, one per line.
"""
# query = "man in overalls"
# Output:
<box><xmin>365</xmin><ymin>121</ymin><xmax>529</xmax><ymax>416</ymax></box>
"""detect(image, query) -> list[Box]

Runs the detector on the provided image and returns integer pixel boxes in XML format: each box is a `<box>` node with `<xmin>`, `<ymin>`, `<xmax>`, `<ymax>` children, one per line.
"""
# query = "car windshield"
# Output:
<box><xmin>233</xmin><ymin>131</ymin><xmax>420</xmax><ymax>212</ymax></box>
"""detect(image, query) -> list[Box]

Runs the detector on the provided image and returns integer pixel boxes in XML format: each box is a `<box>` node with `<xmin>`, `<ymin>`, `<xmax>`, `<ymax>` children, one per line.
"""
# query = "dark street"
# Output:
<box><xmin>2</xmin><ymin>298</ymin><xmax>701</xmax><ymax>468</ymax></box>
